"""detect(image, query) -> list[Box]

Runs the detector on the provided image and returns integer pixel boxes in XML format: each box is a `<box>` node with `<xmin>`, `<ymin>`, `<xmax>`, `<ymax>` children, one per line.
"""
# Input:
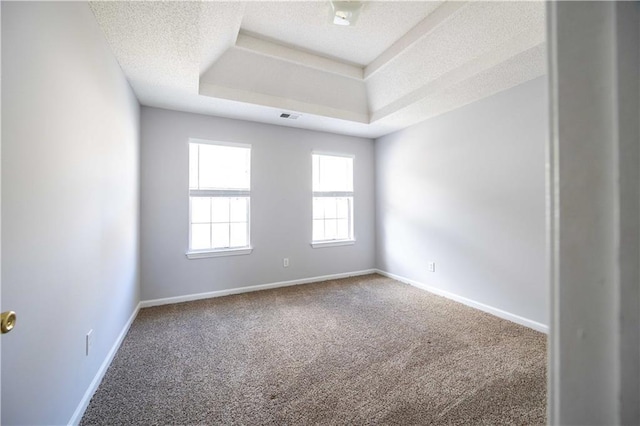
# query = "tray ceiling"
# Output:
<box><xmin>90</xmin><ymin>1</ymin><xmax>546</xmax><ymax>138</ymax></box>
<box><xmin>240</xmin><ymin>1</ymin><xmax>444</xmax><ymax>66</ymax></box>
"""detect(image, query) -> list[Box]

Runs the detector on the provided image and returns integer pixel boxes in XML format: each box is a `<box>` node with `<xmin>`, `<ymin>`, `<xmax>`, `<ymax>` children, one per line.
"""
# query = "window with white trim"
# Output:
<box><xmin>312</xmin><ymin>153</ymin><xmax>354</xmax><ymax>245</ymax></box>
<box><xmin>188</xmin><ymin>140</ymin><xmax>251</xmax><ymax>256</ymax></box>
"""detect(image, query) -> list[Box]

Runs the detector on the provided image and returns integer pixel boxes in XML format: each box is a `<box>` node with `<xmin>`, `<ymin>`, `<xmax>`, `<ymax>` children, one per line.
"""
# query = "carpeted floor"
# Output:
<box><xmin>81</xmin><ymin>274</ymin><xmax>547</xmax><ymax>425</ymax></box>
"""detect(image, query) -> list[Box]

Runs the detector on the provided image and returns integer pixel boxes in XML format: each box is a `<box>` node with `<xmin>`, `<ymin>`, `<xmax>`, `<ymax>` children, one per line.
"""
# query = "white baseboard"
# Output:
<box><xmin>140</xmin><ymin>269</ymin><xmax>377</xmax><ymax>308</ymax></box>
<box><xmin>375</xmin><ymin>269</ymin><xmax>549</xmax><ymax>334</ymax></box>
<box><xmin>68</xmin><ymin>302</ymin><xmax>141</xmax><ymax>426</ymax></box>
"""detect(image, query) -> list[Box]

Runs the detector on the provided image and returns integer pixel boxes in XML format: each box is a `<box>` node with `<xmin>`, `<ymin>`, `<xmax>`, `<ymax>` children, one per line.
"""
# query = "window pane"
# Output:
<box><xmin>337</xmin><ymin>219</ymin><xmax>349</xmax><ymax>239</ymax></box>
<box><xmin>314</xmin><ymin>154</ymin><xmax>353</xmax><ymax>192</ymax></box>
<box><xmin>323</xmin><ymin>197</ymin><xmax>337</xmax><ymax>219</ymax></box>
<box><xmin>312</xmin><ymin>154</ymin><xmax>320</xmax><ymax>191</ymax></box>
<box><xmin>230</xmin><ymin>223</ymin><xmax>248</xmax><ymax>247</ymax></box>
<box><xmin>229</xmin><ymin>197</ymin><xmax>248</xmax><ymax>222</ymax></box>
<box><xmin>191</xmin><ymin>224</ymin><xmax>211</xmax><ymax>250</ymax></box>
<box><xmin>198</xmin><ymin>144</ymin><xmax>249</xmax><ymax>190</ymax></box>
<box><xmin>336</xmin><ymin>197</ymin><xmax>349</xmax><ymax>219</ymax></box>
<box><xmin>198</xmin><ymin>144</ymin><xmax>222</xmax><ymax>190</ymax></box>
<box><xmin>312</xmin><ymin>154</ymin><xmax>353</xmax><ymax>243</ymax></box>
<box><xmin>324</xmin><ymin>219</ymin><xmax>337</xmax><ymax>240</ymax></box>
<box><xmin>189</xmin><ymin>144</ymin><xmax>199</xmax><ymax>189</ymax></box>
<box><xmin>313</xmin><ymin>198</ymin><xmax>324</xmax><ymax>219</ymax></box>
<box><xmin>313</xmin><ymin>219</ymin><xmax>325</xmax><ymax>241</ymax></box>
<box><xmin>191</xmin><ymin>197</ymin><xmax>210</xmax><ymax>223</ymax></box>
<box><xmin>212</xmin><ymin>198</ymin><xmax>230</xmax><ymax>223</ymax></box>
<box><xmin>212</xmin><ymin>223</ymin><xmax>230</xmax><ymax>248</ymax></box>
<box><xmin>189</xmin><ymin>141</ymin><xmax>251</xmax><ymax>252</ymax></box>
<box><xmin>321</xmin><ymin>156</ymin><xmax>342</xmax><ymax>191</ymax></box>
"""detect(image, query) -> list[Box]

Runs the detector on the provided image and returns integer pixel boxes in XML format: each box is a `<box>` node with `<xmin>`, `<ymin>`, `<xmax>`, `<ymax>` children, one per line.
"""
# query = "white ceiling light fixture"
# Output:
<box><xmin>329</xmin><ymin>1</ymin><xmax>364</xmax><ymax>27</ymax></box>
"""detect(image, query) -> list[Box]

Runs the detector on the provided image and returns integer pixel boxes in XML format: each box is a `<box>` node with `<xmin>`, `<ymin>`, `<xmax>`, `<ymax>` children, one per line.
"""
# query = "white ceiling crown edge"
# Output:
<box><xmin>235</xmin><ymin>32</ymin><xmax>363</xmax><ymax>80</ymax></box>
<box><xmin>365</xmin><ymin>0</ymin><xmax>468</xmax><ymax>79</ymax></box>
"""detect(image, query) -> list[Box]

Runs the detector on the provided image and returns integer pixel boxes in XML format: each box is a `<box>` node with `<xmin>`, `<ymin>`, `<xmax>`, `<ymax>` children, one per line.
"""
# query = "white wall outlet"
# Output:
<box><xmin>86</xmin><ymin>329</ymin><xmax>93</xmax><ymax>356</ymax></box>
<box><xmin>283</xmin><ymin>258</ymin><xmax>289</xmax><ymax>268</ymax></box>
<box><xmin>428</xmin><ymin>262</ymin><xmax>436</xmax><ymax>272</ymax></box>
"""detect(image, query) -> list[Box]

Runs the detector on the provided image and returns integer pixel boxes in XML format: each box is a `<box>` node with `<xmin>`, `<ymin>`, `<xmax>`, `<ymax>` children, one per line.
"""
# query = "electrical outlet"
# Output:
<box><xmin>86</xmin><ymin>329</ymin><xmax>93</xmax><ymax>356</ymax></box>
<box><xmin>428</xmin><ymin>262</ymin><xmax>436</xmax><ymax>272</ymax></box>
<box><xmin>283</xmin><ymin>258</ymin><xmax>289</xmax><ymax>268</ymax></box>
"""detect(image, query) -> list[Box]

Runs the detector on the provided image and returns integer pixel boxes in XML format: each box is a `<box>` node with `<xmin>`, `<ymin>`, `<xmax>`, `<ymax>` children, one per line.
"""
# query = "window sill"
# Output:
<box><xmin>311</xmin><ymin>239</ymin><xmax>355</xmax><ymax>249</ymax></box>
<box><xmin>186</xmin><ymin>247</ymin><xmax>253</xmax><ymax>259</ymax></box>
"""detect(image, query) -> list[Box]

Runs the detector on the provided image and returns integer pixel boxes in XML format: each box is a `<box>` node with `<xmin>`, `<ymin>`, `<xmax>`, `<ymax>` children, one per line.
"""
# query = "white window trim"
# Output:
<box><xmin>189</xmin><ymin>138</ymin><xmax>251</xmax><ymax>149</ymax></box>
<box><xmin>187</xmin><ymin>139</ymin><xmax>252</xmax><ymax>258</ymax></box>
<box><xmin>311</xmin><ymin>150</ymin><xmax>355</xmax><ymax>159</ymax></box>
<box><xmin>310</xmin><ymin>239</ymin><xmax>355</xmax><ymax>249</ymax></box>
<box><xmin>187</xmin><ymin>196</ymin><xmax>252</xmax><ymax>258</ymax></box>
<box><xmin>186</xmin><ymin>247</ymin><xmax>253</xmax><ymax>259</ymax></box>
<box><xmin>311</xmin><ymin>152</ymin><xmax>355</xmax><ymax>245</ymax></box>
<box><xmin>311</xmin><ymin>194</ymin><xmax>355</xmax><ymax>243</ymax></box>
<box><xmin>190</xmin><ymin>189</ymin><xmax>250</xmax><ymax>197</ymax></box>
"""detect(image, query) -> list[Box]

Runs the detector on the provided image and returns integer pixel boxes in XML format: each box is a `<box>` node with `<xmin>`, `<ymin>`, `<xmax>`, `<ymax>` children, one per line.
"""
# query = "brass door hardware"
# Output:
<box><xmin>1</xmin><ymin>311</ymin><xmax>16</xmax><ymax>334</ymax></box>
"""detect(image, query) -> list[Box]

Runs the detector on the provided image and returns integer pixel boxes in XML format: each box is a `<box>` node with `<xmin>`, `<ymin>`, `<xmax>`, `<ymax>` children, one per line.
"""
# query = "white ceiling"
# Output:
<box><xmin>89</xmin><ymin>1</ymin><xmax>546</xmax><ymax>139</ymax></box>
<box><xmin>241</xmin><ymin>1</ymin><xmax>444</xmax><ymax>66</ymax></box>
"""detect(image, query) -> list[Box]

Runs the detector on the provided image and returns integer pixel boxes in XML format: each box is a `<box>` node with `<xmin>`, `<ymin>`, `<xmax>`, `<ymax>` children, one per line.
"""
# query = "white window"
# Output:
<box><xmin>187</xmin><ymin>140</ymin><xmax>252</xmax><ymax>258</ymax></box>
<box><xmin>312</xmin><ymin>153</ymin><xmax>354</xmax><ymax>247</ymax></box>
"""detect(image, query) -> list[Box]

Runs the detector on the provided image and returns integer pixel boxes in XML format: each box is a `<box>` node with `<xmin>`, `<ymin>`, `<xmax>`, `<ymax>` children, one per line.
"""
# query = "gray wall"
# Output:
<box><xmin>140</xmin><ymin>107</ymin><xmax>375</xmax><ymax>301</ymax></box>
<box><xmin>375</xmin><ymin>77</ymin><xmax>548</xmax><ymax>325</ymax></box>
<box><xmin>2</xmin><ymin>2</ymin><xmax>140</xmax><ymax>424</ymax></box>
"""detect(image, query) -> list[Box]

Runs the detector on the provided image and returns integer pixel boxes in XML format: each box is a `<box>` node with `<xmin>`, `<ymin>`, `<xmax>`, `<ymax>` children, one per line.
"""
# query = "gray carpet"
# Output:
<box><xmin>81</xmin><ymin>274</ymin><xmax>547</xmax><ymax>425</ymax></box>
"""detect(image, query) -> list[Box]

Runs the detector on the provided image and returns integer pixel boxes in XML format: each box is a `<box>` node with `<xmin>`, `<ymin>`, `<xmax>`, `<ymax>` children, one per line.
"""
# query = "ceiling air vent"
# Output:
<box><xmin>280</xmin><ymin>112</ymin><xmax>301</xmax><ymax>120</ymax></box>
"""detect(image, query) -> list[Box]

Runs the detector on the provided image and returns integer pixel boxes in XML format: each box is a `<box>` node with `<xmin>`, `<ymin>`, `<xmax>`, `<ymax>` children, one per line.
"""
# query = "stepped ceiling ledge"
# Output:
<box><xmin>90</xmin><ymin>1</ymin><xmax>546</xmax><ymax>138</ymax></box>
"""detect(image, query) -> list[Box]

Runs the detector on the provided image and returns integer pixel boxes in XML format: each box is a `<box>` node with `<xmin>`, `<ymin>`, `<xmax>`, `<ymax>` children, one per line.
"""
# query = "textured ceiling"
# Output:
<box><xmin>366</xmin><ymin>1</ymin><xmax>545</xmax><ymax>116</ymax></box>
<box><xmin>89</xmin><ymin>1</ymin><xmax>546</xmax><ymax>138</ymax></box>
<box><xmin>241</xmin><ymin>1</ymin><xmax>444</xmax><ymax>66</ymax></box>
<box><xmin>90</xmin><ymin>1</ymin><xmax>244</xmax><ymax>91</ymax></box>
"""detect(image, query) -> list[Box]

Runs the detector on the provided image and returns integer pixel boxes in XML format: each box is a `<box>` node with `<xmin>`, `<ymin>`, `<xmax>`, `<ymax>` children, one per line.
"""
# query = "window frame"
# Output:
<box><xmin>186</xmin><ymin>138</ymin><xmax>253</xmax><ymax>259</ymax></box>
<box><xmin>311</xmin><ymin>151</ymin><xmax>356</xmax><ymax>248</ymax></box>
